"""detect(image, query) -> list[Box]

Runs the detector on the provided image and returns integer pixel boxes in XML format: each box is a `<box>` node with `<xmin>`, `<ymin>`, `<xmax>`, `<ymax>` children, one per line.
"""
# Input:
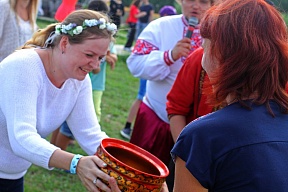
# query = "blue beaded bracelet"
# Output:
<box><xmin>70</xmin><ymin>154</ymin><xmax>83</xmax><ymax>174</ymax></box>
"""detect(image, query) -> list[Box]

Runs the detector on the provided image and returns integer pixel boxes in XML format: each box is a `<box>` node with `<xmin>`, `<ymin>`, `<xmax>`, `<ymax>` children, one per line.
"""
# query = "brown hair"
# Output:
<box><xmin>201</xmin><ymin>0</ymin><xmax>288</xmax><ymax>113</ymax></box>
<box><xmin>23</xmin><ymin>9</ymin><xmax>114</xmax><ymax>49</ymax></box>
<box><xmin>131</xmin><ymin>0</ymin><xmax>142</xmax><ymax>7</ymax></box>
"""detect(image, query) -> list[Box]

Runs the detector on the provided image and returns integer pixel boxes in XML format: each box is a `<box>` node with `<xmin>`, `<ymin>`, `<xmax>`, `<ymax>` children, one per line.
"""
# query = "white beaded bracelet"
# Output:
<box><xmin>70</xmin><ymin>154</ymin><xmax>83</xmax><ymax>174</ymax></box>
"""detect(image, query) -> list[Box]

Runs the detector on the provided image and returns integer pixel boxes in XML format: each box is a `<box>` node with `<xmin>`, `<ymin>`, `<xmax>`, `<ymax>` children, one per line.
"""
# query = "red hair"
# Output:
<box><xmin>201</xmin><ymin>0</ymin><xmax>288</xmax><ymax>113</ymax></box>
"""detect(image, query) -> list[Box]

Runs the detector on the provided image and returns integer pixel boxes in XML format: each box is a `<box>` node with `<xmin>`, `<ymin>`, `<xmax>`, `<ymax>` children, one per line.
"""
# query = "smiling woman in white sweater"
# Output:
<box><xmin>0</xmin><ymin>9</ymin><xmax>121</xmax><ymax>192</ymax></box>
<box><xmin>0</xmin><ymin>0</ymin><xmax>38</xmax><ymax>61</ymax></box>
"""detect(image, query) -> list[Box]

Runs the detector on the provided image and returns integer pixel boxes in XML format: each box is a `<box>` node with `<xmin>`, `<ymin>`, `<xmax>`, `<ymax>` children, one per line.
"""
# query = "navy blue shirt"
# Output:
<box><xmin>139</xmin><ymin>4</ymin><xmax>154</xmax><ymax>23</ymax></box>
<box><xmin>171</xmin><ymin>101</ymin><xmax>288</xmax><ymax>191</ymax></box>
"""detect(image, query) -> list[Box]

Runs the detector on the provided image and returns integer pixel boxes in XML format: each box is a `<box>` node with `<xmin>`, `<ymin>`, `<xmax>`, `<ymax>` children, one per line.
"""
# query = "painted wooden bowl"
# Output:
<box><xmin>95</xmin><ymin>138</ymin><xmax>169</xmax><ymax>192</ymax></box>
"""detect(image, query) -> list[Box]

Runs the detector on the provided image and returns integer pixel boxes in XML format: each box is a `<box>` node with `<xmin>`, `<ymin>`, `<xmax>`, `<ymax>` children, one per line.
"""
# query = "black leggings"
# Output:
<box><xmin>0</xmin><ymin>177</ymin><xmax>24</xmax><ymax>192</ymax></box>
<box><xmin>124</xmin><ymin>22</ymin><xmax>137</xmax><ymax>48</ymax></box>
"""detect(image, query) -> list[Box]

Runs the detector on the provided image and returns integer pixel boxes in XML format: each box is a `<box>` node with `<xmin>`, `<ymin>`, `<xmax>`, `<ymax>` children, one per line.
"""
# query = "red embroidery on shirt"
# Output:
<box><xmin>132</xmin><ymin>39</ymin><xmax>159</xmax><ymax>55</ymax></box>
<box><xmin>164</xmin><ymin>50</ymin><xmax>173</xmax><ymax>66</ymax></box>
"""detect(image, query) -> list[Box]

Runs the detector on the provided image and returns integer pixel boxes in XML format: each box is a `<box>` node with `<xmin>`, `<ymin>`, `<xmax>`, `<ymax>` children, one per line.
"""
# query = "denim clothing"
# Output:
<box><xmin>136</xmin><ymin>21</ymin><xmax>149</xmax><ymax>38</ymax></box>
<box><xmin>0</xmin><ymin>177</ymin><xmax>24</xmax><ymax>192</ymax></box>
<box><xmin>137</xmin><ymin>78</ymin><xmax>147</xmax><ymax>100</ymax></box>
<box><xmin>60</xmin><ymin>121</ymin><xmax>74</xmax><ymax>139</ymax></box>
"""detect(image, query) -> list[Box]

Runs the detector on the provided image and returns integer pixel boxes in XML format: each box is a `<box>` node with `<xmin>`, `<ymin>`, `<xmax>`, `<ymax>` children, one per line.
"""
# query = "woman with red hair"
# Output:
<box><xmin>171</xmin><ymin>0</ymin><xmax>288</xmax><ymax>191</ymax></box>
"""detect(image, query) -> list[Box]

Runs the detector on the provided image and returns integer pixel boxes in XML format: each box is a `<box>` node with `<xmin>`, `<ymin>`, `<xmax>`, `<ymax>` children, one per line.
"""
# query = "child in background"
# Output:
<box><xmin>123</xmin><ymin>0</ymin><xmax>149</xmax><ymax>52</ymax></box>
<box><xmin>89</xmin><ymin>0</ymin><xmax>118</xmax><ymax>123</ymax></box>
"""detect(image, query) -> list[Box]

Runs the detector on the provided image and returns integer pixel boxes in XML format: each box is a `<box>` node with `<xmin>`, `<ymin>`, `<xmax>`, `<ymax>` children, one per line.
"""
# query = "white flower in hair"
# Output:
<box><xmin>99</xmin><ymin>18</ymin><xmax>106</xmax><ymax>29</ymax></box>
<box><xmin>61</xmin><ymin>28</ymin><xmax>67</xmax><ymax>33</ymax></box>
<box><xmin>85</xmin><ymin>19</ymin><xmax>97</xmax><ymax>27</ymax></box>
<box><xmin>53</xmin><ymin>18</ymin><xmax>117</xmax><ymax>37</ymax></box>
<box><xmin>55</xmin><ymin>24</ymin><xmax>62</xmax><ymax>35</ymax></box>
<box><xmin>106</xmin><ymin>23</ymin><xmax>117</xmax><ymax>35</ymax></box>
<box><xmin>73</xmin><ymin>26</ymin><xmax>83</xmax><ymax>35</ymax></box>
<box><xmin>64</xmin><ymin>23</ymin><xmax>74</xmax><ymax>31</ymax></box>
<box><xmin>55</xmin><ymin>24</ymin><xmax>61</xmax><ymax>30</ymax></box>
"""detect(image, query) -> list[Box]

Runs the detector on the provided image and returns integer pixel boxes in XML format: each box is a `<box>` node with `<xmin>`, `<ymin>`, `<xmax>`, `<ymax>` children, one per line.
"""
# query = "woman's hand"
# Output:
<box><xmin>160</xmin><ymin>182</ymin><xmax>169</xmax><ymax>192</ymax></box>
<box><xmin>76</xmin><ymin>155</ymin><xmax>121</xmax><ymax>192</ymax></box>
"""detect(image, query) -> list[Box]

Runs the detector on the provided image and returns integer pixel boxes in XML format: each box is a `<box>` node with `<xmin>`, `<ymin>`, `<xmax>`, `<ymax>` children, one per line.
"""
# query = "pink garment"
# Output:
<box><xmin>55</xmin><ymin>0</ymin><xmax>78</xmax><ymax>22</ymax></box>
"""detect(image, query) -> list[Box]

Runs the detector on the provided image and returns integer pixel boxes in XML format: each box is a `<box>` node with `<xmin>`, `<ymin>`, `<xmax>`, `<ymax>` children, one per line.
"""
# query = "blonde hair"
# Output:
<box><xmin>10</xmin><ymin>0</ymin><xmax>38</xmax><ymax>31</ymax></box>
<box><xmin>23</xmin><ymin>9</ymin><xmax>114</xmax><ymax>49</ymax></box>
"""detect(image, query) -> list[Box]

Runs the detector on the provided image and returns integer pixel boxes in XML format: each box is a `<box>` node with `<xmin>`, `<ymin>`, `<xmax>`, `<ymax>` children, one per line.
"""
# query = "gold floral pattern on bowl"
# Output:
<box><xmin>95</xmin><ymin>138</ymin><xmax>169</xmax><ymax>192</ymax></box>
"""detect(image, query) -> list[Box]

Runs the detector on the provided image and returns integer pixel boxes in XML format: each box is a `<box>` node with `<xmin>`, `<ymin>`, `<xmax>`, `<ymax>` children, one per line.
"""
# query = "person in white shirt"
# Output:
<box><xmin>127</xmin><ymin>0</ymin><xmax>214</xmax><ymax>190</ymax></box>
<box><xmin>0</xmin><ymin>9</ymin><xmax>121</xmax><ymax>192</ymax></box>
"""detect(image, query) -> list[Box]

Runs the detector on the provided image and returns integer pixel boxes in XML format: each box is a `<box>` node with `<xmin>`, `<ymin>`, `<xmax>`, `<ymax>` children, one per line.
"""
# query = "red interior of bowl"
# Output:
<box><xmin>100</xmin><ymin>138</ymin><xmax>169</xmax><ymax>178</ymax></box>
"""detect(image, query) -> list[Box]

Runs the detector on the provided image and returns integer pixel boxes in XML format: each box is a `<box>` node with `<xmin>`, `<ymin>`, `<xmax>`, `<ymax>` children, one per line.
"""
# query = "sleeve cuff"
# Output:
<box><xmin>164</xmin><ymin>50</ymin><xmax>175</xmax><ymax>66</ymax></box>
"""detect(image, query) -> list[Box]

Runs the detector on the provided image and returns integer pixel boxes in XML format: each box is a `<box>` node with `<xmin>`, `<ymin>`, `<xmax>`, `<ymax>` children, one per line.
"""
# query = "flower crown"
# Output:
<box><xmin>55</xmin><ymin>18</ymin><xmax>117</xmax><ymax>36</ymax></box>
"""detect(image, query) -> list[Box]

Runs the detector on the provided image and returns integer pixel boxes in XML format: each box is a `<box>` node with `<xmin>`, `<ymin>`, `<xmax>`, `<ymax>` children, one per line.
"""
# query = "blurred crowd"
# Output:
<box><xmin>39</xmin><ymin>0</ymin><xmax>90</xmax><ymax>17</ymax></box>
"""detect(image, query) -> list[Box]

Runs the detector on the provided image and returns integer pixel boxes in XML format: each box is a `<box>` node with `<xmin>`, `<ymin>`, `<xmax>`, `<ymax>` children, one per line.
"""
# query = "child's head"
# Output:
<box><xmin>159</xmin><ymin>5</ymin><xmax>177</xmax><ymax>17</ymax></box>
<box><xmin>88</xmin><ymin>0</ymin><xmax>109</xmax><ymax>13</ymax></box>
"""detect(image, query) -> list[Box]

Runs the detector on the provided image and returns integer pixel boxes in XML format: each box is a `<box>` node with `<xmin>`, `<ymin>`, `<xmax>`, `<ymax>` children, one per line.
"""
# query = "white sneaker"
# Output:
<box><xmin>123</xmin><ymin>47</ymin><xmax>132</xmax><ymax>52</ymax></box>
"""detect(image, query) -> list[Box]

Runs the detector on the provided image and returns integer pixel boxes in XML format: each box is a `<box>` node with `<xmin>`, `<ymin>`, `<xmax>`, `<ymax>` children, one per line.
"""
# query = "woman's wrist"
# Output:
<box><xmin>70</xmin><ymin>154</ymin><xmax>83</xmax><ymax>174</ymax></box>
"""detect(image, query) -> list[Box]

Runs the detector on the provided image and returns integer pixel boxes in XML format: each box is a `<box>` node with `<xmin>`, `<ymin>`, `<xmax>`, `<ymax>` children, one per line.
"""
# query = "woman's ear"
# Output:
<box><xmin>59</xmin><ymin>36</ymin><xmax>69</xmax><ymax>54</ymax></box>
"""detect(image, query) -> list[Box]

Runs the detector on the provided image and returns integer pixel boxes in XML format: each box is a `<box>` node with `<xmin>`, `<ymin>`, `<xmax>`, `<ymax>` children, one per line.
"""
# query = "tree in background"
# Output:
<box><xmin>276</xmin><ymin>0</ymin><xmax>288</xmax><ymax>12</ymax></box>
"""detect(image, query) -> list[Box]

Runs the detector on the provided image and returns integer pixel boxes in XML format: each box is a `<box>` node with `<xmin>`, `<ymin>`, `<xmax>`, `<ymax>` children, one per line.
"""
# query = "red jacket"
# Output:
<box><xmin>126</xmin><ymin>5</ymin><xmax>139</xmax><ymax>24</ymax></box>
<box><xmin>166</xmin><ymin>47</ymin><xmax>214</xmax><ymax>124</ymax></box>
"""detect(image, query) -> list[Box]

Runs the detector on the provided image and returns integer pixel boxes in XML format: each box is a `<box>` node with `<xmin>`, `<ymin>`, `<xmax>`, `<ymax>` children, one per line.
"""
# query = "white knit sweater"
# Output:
<box><xmin>0</xmin><ymin>49</ymin><xmax>108</xmax><ymax>179</ymax></box>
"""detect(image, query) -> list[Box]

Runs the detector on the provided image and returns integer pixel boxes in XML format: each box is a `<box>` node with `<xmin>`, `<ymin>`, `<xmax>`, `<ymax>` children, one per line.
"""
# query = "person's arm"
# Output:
<box><xmin>149</xmin><ymin>8</ymin><xmax>154</xmax><ymax>22</ymax></box>
<box><xmin>1</xmin><ymin>54</ymin><xmax>119</xmax><ymax>192</ymax></box>
<box><xmin>169</xmin><ymin>115</ymin><xmax>187</xmax><ymax>142</ymax></box>
<box><xmin>127</xmin><ymin>19</ymin><xmax>191</xmax><ymax>81</ymax></box>
<box><xmin>53</xmin><ymin>77</ymin><xmax>120</xmax><ymax>192</ymax></box>
<box><xmin>49</xmin><ymin>149</ymin><xmax>121</xmax><ymax>192</ymax></box>
<box><xmin>135</xmin><ymin>11</ymin><xmax>147</xmax><ymax>18</ymax></box>
<box><xmin>174</xmin><ymin>157</ymin><xmax>208</xmax><ymax>192</ymax></box>
<box><xmin>106</xmin><ymin>44</ymin><xmax>118</xmax><ymax>70</ymax></box>
<box><xmin>66</xmin><ymin>76</ymin><xmax>108</xmax><ymax>155</ymax></box>
<box><xmin>106</xmin><ymin>53</ymin><xmax>117</xmax><ymax>70</ymax></box>
<box><xmin>167</xmin><ymin>48</ymin><xmax>204</xmax><ymax>141</ymax></box>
